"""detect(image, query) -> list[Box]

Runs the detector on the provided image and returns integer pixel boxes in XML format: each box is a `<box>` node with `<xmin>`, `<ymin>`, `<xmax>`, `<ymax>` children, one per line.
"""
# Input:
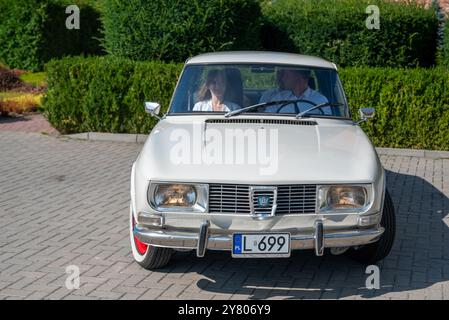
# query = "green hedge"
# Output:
<box><xmin>340</xmin><ymin>67</ymin><xmax>449</xmax><ymax>150</ymax></box>
<box><xmin>43</xmin><ymin>56</ymin><xmax>182</xmax><ymax>134</ymax></box>
<box><xmin>261</xmin><ymin>0</ymin><xmax>438</xmax><ymax>68</ymax></box>
<box><xmin>101</xmin><ymin>0</ymin><xmax>261</xmax><ymax>62</ymax></box>
<box><xmin>43</xmin><ymin>57</ymin><xmax>449</xmax><ymax>151</ymax></box>
<box><xmin>0</xmin><ymin>0</ymin><xmax>102</xmax><ymax>71</ymax></box>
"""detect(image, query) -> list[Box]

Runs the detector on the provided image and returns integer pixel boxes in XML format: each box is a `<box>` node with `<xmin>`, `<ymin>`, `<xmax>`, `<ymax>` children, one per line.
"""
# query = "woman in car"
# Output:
<box><xmin>193</xmin><ymin>69</ymin><xmax>240</xmax><ymax>112</ymax></box>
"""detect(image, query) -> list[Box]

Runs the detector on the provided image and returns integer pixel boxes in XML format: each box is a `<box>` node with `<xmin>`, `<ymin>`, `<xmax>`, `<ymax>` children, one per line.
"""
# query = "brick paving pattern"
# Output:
<box><xmin>0</xmin><ymin>131</ymin><xmax>448</xmax><ymax>300</ymax></box>
<box><xmin>0</xmin><ymin>114</ymin><xmax>58</xmax><ymax>135</ymax></box>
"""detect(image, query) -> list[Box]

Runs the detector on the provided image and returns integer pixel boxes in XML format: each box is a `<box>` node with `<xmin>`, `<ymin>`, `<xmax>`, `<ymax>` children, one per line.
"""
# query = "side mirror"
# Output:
<box><xmin>144</xmin><ymin>102</ymin><xmax>161</xmax><ymax>119</ymax></box>
<box><xmin>357</xmin><ymin>107</ymin><xmax>374</xmax><ymax>124</ymax></box>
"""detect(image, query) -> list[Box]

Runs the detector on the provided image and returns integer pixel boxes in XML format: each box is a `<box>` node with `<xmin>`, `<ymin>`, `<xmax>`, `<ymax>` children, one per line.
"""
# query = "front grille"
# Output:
<box><xmin>208</xmin><ymin>184</ymin><xmax>316</xmax><ymax>214</ymax></box>
<box><xmin>276</xmin><ymin>185</ymin><xmax>317</xmax><ymax>214</ymax></box>
<box><xmin>208</xmin><ymin>184</ymin><xmax>251</xmax><ymax>214</ymax></box>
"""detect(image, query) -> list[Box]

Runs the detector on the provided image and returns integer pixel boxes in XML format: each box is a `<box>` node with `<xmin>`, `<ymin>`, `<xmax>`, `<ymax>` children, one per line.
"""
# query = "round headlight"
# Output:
<box><xmin>154</xmin><ymin>184</ymin><xmax>197</xmax><ymax>207</ymax></box>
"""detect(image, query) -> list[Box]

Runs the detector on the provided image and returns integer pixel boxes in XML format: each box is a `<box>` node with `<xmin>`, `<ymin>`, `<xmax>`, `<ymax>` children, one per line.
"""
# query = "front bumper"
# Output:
<box><xmin>133</xmin><ymin>220</ymin><xmax>384</xmax><ymax>257</ymax></box>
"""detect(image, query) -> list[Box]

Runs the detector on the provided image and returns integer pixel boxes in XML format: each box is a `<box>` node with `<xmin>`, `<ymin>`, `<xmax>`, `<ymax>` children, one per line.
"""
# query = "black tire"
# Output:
<box><xmin>135</xmin><ymin>245</ymin><xmax>173</xmax><ymax>270</ymax></box>
<box><xmin>348</xmin><ymin>189</ymin><xmax>396</xmax><ymax>264</ymax></box>
<box><xmin>130</xmin><ymin>205</ymin><xmax>173</xmax><ymax>270</ymax></box>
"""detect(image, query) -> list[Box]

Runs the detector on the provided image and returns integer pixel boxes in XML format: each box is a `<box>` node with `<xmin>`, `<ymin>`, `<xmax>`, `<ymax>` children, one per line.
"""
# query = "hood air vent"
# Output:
<box><xmin>205</xmin><ymin>119</ymin><xmax>317</xmax><ymax>126</ymax></box>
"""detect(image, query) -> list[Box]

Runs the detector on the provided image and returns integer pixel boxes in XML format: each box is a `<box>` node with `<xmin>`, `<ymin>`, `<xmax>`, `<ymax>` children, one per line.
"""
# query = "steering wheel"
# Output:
<box><xmin>275</xmin><ymin>99</ymin><xmax>325</xmax><ymax>115</ymax></box>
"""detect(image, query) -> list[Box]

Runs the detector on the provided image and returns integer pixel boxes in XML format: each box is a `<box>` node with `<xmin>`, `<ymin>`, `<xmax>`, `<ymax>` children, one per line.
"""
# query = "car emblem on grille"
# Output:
<box><xmin>249</xmin><ymin>186</ymin><xmax>278</xmax><ymax>218</ymax></box>
<box><xmin>257</xmin><ymin>195</ymin><xmax>270</xmax><ymax>208</ymax></box>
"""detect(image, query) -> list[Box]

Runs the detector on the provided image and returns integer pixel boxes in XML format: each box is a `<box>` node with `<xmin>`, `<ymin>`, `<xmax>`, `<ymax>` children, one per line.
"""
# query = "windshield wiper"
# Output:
<box><xmin>295</xmin><ymin>102</ymin><xmax>344</xmax><ymax>119</ymax></box>
<box><xmin>224</xmin><ymin>99</ymin><xmax>317</xmax><ymax>118</ymax></box>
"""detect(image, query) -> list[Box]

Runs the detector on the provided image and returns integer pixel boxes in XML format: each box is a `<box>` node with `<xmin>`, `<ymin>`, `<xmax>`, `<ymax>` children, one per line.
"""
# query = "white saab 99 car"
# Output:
<box><xmin>130</xmin><ymin>51</ymin><xmax>395</xmax><ymax>270</ymax></box>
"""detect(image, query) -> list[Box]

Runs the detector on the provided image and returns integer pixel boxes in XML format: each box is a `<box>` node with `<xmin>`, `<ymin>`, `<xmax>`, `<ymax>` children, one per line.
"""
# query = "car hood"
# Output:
<box><xmin>136</xmin><ymin>116</ymin><xmax>382</xmax><ymax>184</ymax></box>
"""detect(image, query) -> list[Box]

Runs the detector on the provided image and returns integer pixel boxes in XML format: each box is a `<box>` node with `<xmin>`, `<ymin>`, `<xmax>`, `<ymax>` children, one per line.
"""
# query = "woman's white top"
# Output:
<box><xmin>193</xmin><ymin>100</ymin><xmax>240</xmax><ymax>112</ymax></box>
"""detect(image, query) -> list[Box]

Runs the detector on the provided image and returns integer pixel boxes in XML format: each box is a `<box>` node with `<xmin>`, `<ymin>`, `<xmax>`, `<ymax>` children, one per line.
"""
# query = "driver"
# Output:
<box><xmin>264</xmin><ymin>69</ymin><xmax>330</xmax><ymax>114</ymax></box>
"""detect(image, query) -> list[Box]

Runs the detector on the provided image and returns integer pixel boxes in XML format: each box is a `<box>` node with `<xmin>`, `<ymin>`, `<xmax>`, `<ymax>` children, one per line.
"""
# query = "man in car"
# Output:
<box><xmin>263</xmin><ymin>68</ymin><xmax>331</xmax><ymax>115</ymax></box>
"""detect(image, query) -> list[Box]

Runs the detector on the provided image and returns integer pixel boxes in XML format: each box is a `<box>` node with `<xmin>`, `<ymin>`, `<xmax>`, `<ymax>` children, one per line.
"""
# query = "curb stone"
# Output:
<box><xmin>64</xmin><ymin>132</ymin><xmax>449</xmax><ymax>159</ymax></box>
<box><xmin>65</xmin><ymin>132</ymin><xmax>148</xmax><ymax>144</ymax></box>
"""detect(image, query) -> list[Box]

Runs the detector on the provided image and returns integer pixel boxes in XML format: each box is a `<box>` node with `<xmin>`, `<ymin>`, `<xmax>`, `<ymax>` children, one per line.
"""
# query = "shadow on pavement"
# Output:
<box><xmin>0</xmin><ymin>114</ymin><xmax>32</xmax><ymax>124</ymax></box>
<box><xmin>157</xmin><ymin>170</ymin><xmax>449</xmax><ymax>299</ymax></box>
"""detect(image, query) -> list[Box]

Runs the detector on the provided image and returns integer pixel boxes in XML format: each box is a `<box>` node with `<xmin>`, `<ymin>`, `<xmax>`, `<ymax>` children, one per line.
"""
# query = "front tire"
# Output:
<box><xmin>348</xmin><ymin>189</ymin><xmax>396</xmax><ymax>264</ymax></box>
<box><xmin>129</xmin><ymin>204</ymin><xmax>172</xmax><ymax>269</ymax></box>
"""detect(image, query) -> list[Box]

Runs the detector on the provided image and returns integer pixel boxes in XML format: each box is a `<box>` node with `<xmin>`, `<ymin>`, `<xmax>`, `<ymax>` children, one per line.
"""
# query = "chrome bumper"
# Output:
<box><xmin>134</xmin><ymin>219</ymin><xmax>384</xmax><ymax>257</ymax></box>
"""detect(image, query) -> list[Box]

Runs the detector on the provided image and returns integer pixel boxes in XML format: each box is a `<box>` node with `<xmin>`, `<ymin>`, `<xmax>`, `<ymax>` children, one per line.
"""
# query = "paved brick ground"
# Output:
<box><xmin>0</xmin><ymin>131</ymin><xmax>448</xmax><ymax>300</ymax></box>
<box><xmin>0</xmin><ymin>114</ymin><xmax>58</xmax><ymax>135</ymax></box>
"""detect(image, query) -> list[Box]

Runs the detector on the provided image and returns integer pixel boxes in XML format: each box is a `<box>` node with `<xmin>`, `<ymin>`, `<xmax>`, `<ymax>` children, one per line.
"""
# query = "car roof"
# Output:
<box><xmin>185</xmin><ymin>51</ymin><xmax>337</xmax><ymax>70</ymax></box>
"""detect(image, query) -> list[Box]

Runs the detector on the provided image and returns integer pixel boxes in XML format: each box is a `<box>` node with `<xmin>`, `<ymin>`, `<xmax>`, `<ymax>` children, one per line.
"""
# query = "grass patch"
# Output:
<box><xmin>19</xmin><ymin>72</ymin><xmax>46</xmax><ymax>87</ymax></box>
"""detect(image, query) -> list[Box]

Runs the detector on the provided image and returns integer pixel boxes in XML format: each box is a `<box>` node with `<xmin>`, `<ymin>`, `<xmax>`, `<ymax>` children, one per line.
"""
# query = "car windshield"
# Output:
<box><xmin>169</xmin><ymin>64</ymin><xmax>350</xmax><ymax>118</ymax></box>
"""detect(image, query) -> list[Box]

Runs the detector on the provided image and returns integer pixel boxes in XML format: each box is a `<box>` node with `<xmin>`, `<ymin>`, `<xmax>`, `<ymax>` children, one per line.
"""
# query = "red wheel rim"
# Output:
<box><xmin>132</xmin><ymin>216</ymin><xmax>148</xmax><ymax>255</ymax></box>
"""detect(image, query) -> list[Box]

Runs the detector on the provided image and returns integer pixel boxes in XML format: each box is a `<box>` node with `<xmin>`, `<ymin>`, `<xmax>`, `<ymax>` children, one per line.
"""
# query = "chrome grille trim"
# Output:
<box><xmin>208</xmin><ymin>184</ymin><xmax>316</xmax><ymax>214</ymax></box>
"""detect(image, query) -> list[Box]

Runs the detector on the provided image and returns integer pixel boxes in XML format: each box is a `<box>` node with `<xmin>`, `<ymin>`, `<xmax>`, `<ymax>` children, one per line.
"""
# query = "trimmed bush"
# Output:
<box><xmin>0</xmin><ymin>0</ymin><xmax>102</xmax><ymax>71</ymax></box>
<box><xmin>261</xmin><ymin>0</ymin><xmax>439</xmax><ymax>68</ymax></box>
<box><xmin>101</xmin><ymin>0</ymin><xmax>262</xmax><ymax>62</ymax></box>
<box><xmin>340</xmin><ymin>67</ymin><xmax>449</xmax><ymax>150</ymax></box>
<box><xmin>43</xmin><ymin>56</ymin><xmax>183</xmax><ymax>134</ymax></box>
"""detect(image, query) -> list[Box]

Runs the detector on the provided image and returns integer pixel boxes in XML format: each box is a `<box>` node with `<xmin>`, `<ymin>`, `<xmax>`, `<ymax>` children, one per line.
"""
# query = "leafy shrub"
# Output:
<box><xmin>101</xmin><ymin>0</ymin><xmax>262</xmax><ymax>62</ymax></box>
<box><xmin>43</xmin><ymin>56</ymin><xmax>183</xmax><ymax>134</ymax></box>
<box><xmin>0</xmin><ymin>0</ymin><xmax>102</xmax><ymax>71</ymax></box>
<box><xmin>261</xmin><ymin>0</ymin><xmax>439</xmax><ymax>68</ymax></box>
<box><xmin>340</xmin><ymin>67</ymin><xmax>449</xmax><ymax>150</ymax></box>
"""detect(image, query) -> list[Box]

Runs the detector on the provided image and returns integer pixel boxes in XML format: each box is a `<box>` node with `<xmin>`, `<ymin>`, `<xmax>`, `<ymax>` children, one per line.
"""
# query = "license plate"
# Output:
<box><xmin>232</xmin><ymin>233</ymin><xmax>291</xmax><ymax>258</ymax></box>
